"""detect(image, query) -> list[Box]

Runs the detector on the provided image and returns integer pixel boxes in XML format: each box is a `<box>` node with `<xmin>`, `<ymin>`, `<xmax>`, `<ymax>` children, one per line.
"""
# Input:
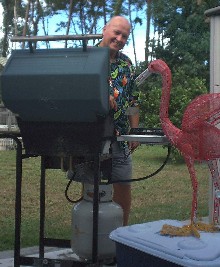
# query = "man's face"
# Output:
<box><xmin>102</xmin><ymin>18</ymin><xmax>130</xmax><ymax>53</ymax></box>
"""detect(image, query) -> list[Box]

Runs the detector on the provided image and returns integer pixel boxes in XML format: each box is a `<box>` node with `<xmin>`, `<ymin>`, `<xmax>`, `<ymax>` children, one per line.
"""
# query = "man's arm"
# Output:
<box><xmin>128</xmin><ymin>109</ymin><xmax>139</xmax><ymax>128</ymax></box>
<box><xmin>128</xmin><ymin>108</ymin><xmax>140</xmax><ymax>151</ymax></box>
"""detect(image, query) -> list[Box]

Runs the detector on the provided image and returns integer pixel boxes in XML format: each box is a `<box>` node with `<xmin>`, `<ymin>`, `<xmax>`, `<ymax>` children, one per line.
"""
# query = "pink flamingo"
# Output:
<box><xmin>147</xmin><ymin>59</ymin><xmax>220</xmax><ymax>237</ymax></box>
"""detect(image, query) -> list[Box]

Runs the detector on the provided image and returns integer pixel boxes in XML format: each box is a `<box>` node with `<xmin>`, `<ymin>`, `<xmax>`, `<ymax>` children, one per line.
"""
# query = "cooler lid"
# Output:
<box><xmin>110</xmin><ymin>220</ymin><xmax>220</xmax><ymax>267</ymax></box>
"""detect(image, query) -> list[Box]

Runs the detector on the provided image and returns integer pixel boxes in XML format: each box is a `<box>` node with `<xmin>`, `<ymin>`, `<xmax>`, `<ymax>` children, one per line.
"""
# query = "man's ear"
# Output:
<box><xmin>102</xmin><ymin>25</ymin><xmax>107</xmax><ymax>33</ymax></box>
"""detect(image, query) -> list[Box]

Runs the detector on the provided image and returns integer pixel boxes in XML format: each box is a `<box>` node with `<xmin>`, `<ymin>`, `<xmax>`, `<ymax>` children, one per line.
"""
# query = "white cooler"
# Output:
<box><xmin>110</xmin><ymin>220</ymin><xmax>220</xmax><ymax>267</ymax></box>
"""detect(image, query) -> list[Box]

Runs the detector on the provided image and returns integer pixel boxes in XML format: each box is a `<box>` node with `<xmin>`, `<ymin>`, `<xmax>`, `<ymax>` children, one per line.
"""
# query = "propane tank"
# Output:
<box><xmin>71</xmin><ymin>183</ymin><xmax>123</xmax><ymax>261</ymax></box>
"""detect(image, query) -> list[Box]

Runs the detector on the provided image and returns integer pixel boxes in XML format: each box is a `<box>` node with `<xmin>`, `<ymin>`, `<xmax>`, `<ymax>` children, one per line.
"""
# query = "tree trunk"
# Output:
<box><xmin>65</xmin><ymin>0</ymin><xmax>74</xmax><ymax>48</ymax></box>
<box><xmin>22</xmin><ymin>0</ymin><xmax>31</xmax><ymax>48</ymax></box>
<box><xmin>113</xmin><ymin>0</ymin><xmax>123</xmax><ymax>16</ymax></box>
<box><xmin>128</xmin><ymin>0</ymin><xmax>137</xmax><ymax>65</ymax></box>
<box><xmin>1</xmin><ymin>1</ymin><xmax>10</xmax><ymax>57</ymax></box>
<box><xmin>145</xmin><ymin>0</ymin><xmax>152</xmax><ymax>63</ymax></box>
<box><xmin>14</xmin><ymin>0</ymin><xmax>18</xmax><ymax>36</ymax></box>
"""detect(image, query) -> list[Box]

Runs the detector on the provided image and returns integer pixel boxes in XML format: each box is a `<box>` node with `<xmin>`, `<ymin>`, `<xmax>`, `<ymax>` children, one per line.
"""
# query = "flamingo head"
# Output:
<box><xmin>148</xmin><ymin>59</ymin><xmax>171</xmax><ymax>76</ymax></box>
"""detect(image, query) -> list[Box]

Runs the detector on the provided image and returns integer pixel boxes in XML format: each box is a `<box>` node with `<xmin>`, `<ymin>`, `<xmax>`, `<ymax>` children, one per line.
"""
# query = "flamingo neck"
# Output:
<box><xmin>159</xmin><ymin>67</ymin><xmax>172</xmax><ymax>120</ymax></box>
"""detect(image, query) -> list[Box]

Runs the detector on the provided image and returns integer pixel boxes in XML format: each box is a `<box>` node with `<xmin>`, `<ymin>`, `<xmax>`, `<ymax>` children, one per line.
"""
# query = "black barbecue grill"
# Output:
<box><xmin>2</xmin><ymin>47</ymin><xmax>113</xmax><ymax>157</ymax></box>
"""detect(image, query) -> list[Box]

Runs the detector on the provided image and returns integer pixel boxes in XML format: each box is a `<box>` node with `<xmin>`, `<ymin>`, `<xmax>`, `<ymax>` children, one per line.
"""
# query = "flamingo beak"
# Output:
<box><xmin>135</xmin><ymin>68</ymin><xmax>151</xmax><ymax>88</ymax></box>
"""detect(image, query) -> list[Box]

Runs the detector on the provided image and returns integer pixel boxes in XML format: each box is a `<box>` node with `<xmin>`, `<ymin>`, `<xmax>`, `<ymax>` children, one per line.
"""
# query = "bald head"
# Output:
<box><xmin>99</xmin><ymin>16</ymin><xmax>131</xmax><ymax>59</ymax></box>
<box><xmin>107</xmin><ymin>16</ymin><xmax>131</xmax><ymax>29</ymax></box>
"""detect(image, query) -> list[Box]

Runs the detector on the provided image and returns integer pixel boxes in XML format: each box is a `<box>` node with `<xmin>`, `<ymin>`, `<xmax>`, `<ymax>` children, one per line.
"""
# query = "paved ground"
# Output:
<box><xmin>0</xmin><ymin>247</ymin><xmax>117</xmax><ymax>267</ymax></box>
<box><xmin>0</xmin><ymin>218</ymin><xmax>209</xmax><ymax>266</ymax></box>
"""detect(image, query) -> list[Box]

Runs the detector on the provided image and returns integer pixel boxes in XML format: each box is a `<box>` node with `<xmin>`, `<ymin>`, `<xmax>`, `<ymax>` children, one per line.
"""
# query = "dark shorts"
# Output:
<box><xmin>67</xmin><ymin>142</ymin><xmax>132</xmax><ymax>184</ymax></box>
<box><xmin>110</xmin><ymin>142</ymin><xmax>132</xmax><ymax>184</ymax></box>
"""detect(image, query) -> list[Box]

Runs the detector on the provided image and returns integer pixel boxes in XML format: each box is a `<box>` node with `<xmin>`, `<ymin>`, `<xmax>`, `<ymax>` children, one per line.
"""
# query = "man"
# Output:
<box><xmin>98</xmin><ymin>16</ymin><xmax>139</xmax><ymax>226</ymax></box>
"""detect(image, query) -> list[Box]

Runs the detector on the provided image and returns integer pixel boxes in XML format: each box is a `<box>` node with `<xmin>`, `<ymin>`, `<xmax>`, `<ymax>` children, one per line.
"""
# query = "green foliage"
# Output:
<box><xmin>138</xmin><ymin>67</ymin><xmax>208</xmax><ymax>129</ymax></box>
<box><xmin>151</xmin><ymin>0</ymin><xmax>220</xmax><ymax>86</ymax></box>
<box><xmin>1</xmin><ymin>0</ymin><xmax>14</xmax><ymax>57</ymax></box>
<box><xmin>136</xmin><ymin>65</ymin><xmax>208</xmax><ymax>161</ymax></box>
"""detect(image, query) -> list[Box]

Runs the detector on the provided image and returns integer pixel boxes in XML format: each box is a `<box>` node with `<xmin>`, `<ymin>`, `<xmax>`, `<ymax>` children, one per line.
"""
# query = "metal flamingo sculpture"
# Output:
<box><xmin>147</xmin><ymin>59</ymin><xmax>220</xmax><ymax>237</ymax></box>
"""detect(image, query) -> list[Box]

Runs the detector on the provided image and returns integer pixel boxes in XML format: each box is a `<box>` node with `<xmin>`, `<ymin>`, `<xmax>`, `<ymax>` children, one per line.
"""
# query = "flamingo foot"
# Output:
<box><xmin>160</xmin><ymin>223</ymin><xmax>200</xmax><ymax>238</ymax></box>
<box><xmin>195</xmin><ymin>221</ymin><xmax>220</xmax><ymax>233</ymax></box>
<box><xmin>160</xmin><ymin>222</ymin><xmax>220</xmax><ymax>238</ymax></box>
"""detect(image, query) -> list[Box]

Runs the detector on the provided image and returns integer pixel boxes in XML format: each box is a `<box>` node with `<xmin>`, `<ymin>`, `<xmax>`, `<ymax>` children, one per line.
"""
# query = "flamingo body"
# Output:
<box><xmin>148</xmin><ymin>59</ymin><xmax>220</xmax><ymax>236</ymax></box>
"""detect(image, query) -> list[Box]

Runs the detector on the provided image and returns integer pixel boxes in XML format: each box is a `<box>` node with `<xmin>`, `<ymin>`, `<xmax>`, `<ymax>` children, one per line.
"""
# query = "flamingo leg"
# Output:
<box><xmin>184</xmin><ymin>156</ymin><xmax>198</xmax><ymax>225</ymax></box>
<box><xmin>207</xmin><ymin>159</ymin><xmax>220</xmax><ymax>224</ymax></box>
<box><xmin>161</xmin><ymin>157</ymin><xmax>220</xmax><ymax>238</ymax></box>
<box><xmin>160</xmin><ymin>154</ymin><xmax>201</xmax><ymax>238</ymax></box>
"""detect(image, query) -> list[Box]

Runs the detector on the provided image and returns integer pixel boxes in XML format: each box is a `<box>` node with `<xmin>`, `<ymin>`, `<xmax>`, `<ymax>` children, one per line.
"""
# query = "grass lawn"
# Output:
<box><xmin>0</xmin><ymin>145</ymin><xmax>210</xmax><ymax>251</ymax></box>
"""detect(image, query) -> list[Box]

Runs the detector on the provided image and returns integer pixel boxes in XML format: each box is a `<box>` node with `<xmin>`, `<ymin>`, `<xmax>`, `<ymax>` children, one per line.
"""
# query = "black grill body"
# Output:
<box><xmin>1</xmin><ymin>47</ymin><xmax>113</xmax><ymax>156</ymax></box>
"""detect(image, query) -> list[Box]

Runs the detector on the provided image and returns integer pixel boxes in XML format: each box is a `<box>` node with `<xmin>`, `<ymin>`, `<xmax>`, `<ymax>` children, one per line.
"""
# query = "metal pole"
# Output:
<box><xmin>92</xmin><ymin>153</ymin><xmax>100</xmax><ymax>264</ymax></box>
<box><xmin>11</xmin><ymin>34</ymin><xmax>103</xmax><ymax>43</ymax></box>
<box><xmin>13</xmin><ymin>136</ymin><xmax>23</xmax><ymax>267</ymax></box>
<box><xmin>205</xmin><ymin>6</ymin><xmax>220</xmax><ymax>224</ymax></box>
<box><xmin>39</xmin><ymin>156</ymin><xmax>46</xmax><ymax>259</ymax></box>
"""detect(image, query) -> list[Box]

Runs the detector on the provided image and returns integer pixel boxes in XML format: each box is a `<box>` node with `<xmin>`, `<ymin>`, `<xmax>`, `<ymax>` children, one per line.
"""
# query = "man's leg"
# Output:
<box><xmin>110</xmin><ymin>142</ymin><xmax>132</xmax><ymax>226</ymax></box>
<box><xmin>113</xmin><ymin>183</ymin><xmax>131</xmax><ymax>226</ymax></box>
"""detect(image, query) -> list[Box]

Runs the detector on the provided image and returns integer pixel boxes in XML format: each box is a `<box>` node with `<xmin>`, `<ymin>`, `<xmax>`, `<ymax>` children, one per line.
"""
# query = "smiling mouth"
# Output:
<box><xmin>112</xmin><ymin>40</ymin><xmax>121</xmax><ymax>48</ymax></box>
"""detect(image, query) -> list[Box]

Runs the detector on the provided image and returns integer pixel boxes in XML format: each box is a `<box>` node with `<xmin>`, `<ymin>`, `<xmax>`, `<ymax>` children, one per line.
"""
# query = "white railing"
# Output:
<box><xmin>0</xmin><ymin>105</ymin><xmax>19</xmax><ymax>150</ymax></box>
<box><xmin>205</xmin><ymin>7</ymin><xmax>220</xmax><ymax>224</ymax></box>
<box><xmin>0</xmin><ymin>138</ymin><xmax>15</xmax><ymax>151</ymax></box>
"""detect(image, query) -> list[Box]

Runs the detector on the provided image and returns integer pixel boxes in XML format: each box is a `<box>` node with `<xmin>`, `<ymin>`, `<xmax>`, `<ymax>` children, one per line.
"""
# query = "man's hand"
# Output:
<box><xmin>128</xmin><ymin>111</ymin><xmax>140</xmax><ymax>152</ymax></box>
<box><xmin>109</xmin><ymin>95</ymin><xmax>117</xmax><ymax>111</ymax></box>
<box><xmin>128</xmin><ymin>141</ymin><xmax>140</xmax><ymax>152</ymax></box>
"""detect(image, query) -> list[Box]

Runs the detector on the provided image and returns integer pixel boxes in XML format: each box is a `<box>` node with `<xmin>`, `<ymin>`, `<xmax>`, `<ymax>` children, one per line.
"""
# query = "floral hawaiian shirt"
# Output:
<box><xmin>95</xmin><ymin>42</ymin><xmax>139</xmax><ymax>136</ymax></box>
<box><xmin>109</xmin><ymin>51</ymin><xmax>138</xmax><ymax>135</ymax></box>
